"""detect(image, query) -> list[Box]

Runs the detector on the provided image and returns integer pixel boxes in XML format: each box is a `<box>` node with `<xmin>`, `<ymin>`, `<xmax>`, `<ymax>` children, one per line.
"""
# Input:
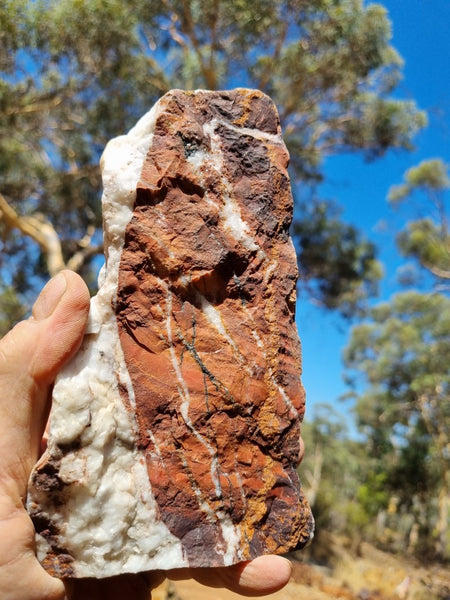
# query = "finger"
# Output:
<box><xmin>65</xmin><ymin>571</ymin><xmax>166</xmax><ymax>600</ymax></box>
<box><xmin>0</xmin><ymin>506</ymin><xmax>66</xmax><ymax>600</ymax></box>
<box><xmin>233</xmin><ymin>556</ymin><xmax>292</xmax><ymax>595</ymax></box>
<box><xmin>0</xmin><ymin>270</ymin><xmax>90</xmax><ymax>486</ymax></box>
<box><xmin>0</xmin><ymin>271</ymin><xmax>89</xmax><ymax>600</ymax></box>
<box><xmin>30</xmin><ymin>270</ymin><xmax>91</xmax><ymax>386</ymax></box>
<box><xmin>168</xmin><ymin>554</ymin><xmax>292</xmax><ymax>597</ymax></box>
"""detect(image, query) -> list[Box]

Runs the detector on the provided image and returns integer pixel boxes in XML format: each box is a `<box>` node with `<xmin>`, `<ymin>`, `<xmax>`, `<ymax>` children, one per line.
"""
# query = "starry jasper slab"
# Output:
<box><xmin>27</xmin><ymin>89</ymin><xmax>314</xmax><ymax>578</ymax></box>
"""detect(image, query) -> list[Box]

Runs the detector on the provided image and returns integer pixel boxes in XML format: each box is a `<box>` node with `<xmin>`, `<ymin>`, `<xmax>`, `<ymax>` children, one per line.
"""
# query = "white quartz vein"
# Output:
<box><xmin>28</xmin><ymin>101</ymin><xmax>188</xmax><ymax>576</ymax></box>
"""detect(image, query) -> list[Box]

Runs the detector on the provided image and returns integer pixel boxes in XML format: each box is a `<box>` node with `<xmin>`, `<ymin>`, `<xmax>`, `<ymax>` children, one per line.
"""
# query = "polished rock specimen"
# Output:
<box><xmin>27</xmin><ymin>89</ymin><xmax>314</xmax><ymax>579</ymax></box>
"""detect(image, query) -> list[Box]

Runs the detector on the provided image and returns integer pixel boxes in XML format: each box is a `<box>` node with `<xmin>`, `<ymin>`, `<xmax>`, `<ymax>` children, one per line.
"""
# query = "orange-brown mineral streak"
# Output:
<box><xmin>116</xmin><ymin>90</ymin><xmax>310</xmax><ymax>565</ymax></box>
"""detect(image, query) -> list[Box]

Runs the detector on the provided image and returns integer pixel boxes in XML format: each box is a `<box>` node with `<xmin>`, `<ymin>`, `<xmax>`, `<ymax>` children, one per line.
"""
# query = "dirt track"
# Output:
<box><xmin>151</xmin><ymin>539</ymin><xmax>450</xmax><ymax>600</ymax></box>
<box><xmin>153</xmin><ymin>579</ymin><xmax>329</xmax><ymax>600</ymax></box>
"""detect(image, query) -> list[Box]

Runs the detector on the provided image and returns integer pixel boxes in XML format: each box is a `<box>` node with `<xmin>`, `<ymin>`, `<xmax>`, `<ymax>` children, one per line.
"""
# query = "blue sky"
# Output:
<box><xmin>298</xmin><ymin>0</ymin><xmax>450</xmax><ymax>425</ymax></box>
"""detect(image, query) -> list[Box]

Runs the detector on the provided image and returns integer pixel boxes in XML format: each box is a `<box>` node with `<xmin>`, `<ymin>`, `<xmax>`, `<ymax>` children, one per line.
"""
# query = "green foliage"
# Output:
<box><xmin>293</xmin><ymin>199</ymin><xmax>383</xmax><ymax>317</ymax></box>
<box><xmin>341</xmin><ymin>166</ymin><xmax>450</xmax><ymax>557</ymax></box>
<box><xmin>0</xmin><ymin>286</ymin><xmax>27</xmax><ymax>336</ymax></box>
<box><xmin>344</xmin><ymin>291</ymin><xmax>450</xmax><ymax>558</ymax></box>
<box><xmin>388</xmin><ymin>159</ymin><xmax>450</xmax><ymax>202</ymax></box>
<box><xmin>356</xmin><ymin>471</ymin><xmax>389</xmax><ymax>518</ymax></box>
<box><xmin>0</xmin><ymin>0</ymin><xmax>426</xmax><ymax>325</ymax></box>
<box><xmin>388</xmin><ymin>159</ymin><xmax>450</xmax><ymax>284</ymax></box>
<box><xmin>299</xmin><ymin>405</ymin><xmax>406</xmax><ymax>555</ymax></box>
<box><xmin>300</xmin><ymin>405</ymin><xmax>370</xmax><ymax>536</ymax></box>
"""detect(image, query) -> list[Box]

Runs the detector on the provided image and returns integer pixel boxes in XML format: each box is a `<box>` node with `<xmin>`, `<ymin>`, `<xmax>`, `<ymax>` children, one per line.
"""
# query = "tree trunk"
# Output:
<box><xmin>0</xmin><ymin>193</ymin><xmax>65</xmax><ymax>276</ymax></box>
<box><xmin>435</xmin><ymin>472</ymin><xmax>449</xmax><ymax>559</ymax></box>
<box><xmin>304</xmin><ymin>442</ymin><xmax>324</xmax><ymax>507</ymax></box>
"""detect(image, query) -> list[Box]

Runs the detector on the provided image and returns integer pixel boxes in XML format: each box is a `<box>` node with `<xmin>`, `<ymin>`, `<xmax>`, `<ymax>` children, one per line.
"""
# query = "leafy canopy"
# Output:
<box><xmin>388</xmin><ymin>159</ymin><xmax>450</xmax><ymax>285</ymax></box>
<box><xmin>0</xmin><ymin>0</ymin><xmax>426</xmax><ymax>328</ymax></box>
<box><xmin>344</xmin><ymin>289</ymin><xmax>450</xmax><ymax>558</ymax></box>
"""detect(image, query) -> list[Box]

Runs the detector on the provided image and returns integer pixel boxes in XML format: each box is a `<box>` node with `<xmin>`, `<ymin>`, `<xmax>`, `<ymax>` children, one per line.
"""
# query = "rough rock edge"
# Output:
<box><xmin>27</xmin><ymin>89</ymin><xmax>313</xmax><ymax>579</ymax></box>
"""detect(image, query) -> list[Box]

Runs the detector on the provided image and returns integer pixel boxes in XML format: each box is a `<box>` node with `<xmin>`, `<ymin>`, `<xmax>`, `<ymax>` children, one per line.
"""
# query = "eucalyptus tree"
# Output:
<box><xmin>0</xmin><ymin>0</ymin><xmax>426</xmax><ymax>329</ymax></box>
<box><xmin>388</xmin><ymin>158</ymin><xmax>450</xmax><ymax>288</ymax></box>
<box><xmin>344</xmin><ymin>289</ymin><xmax>450</xmax><ymax>558</ymax></box>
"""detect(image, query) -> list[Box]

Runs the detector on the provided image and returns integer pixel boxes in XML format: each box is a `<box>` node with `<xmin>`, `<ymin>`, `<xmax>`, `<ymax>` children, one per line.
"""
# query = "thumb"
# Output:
<box><xmin>0</xmin><ymin>270</ymin><xmax>90</xmax><ymax>600</ymax></box>
<box><xmin>0</xmin><ymin>270</ymin><xmax>90</xmax><ymax>487</ymax></box>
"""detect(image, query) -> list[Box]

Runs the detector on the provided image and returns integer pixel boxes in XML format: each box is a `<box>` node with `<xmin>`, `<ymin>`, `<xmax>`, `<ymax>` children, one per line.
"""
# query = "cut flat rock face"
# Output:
<box><xmin>27</xmin><ymin>89</ymin><xmax>314</xmax><ymax>578</ymax></box>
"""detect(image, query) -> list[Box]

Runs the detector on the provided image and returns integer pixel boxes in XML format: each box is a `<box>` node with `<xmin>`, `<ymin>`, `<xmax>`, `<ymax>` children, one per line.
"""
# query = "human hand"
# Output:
<box><xmin>0</xmin><ymin>271</ymin><xmax>293</xmax><ymax>599</ymax></box>
<box><xmin>0</xmin><ymin>270</ymin><xmax>90</xmax><ymax>599</ymax></box>
<box><xmin>64</xmin><ymin>556</ymin><xmax>293</xmax><ymax>599</ymax></box>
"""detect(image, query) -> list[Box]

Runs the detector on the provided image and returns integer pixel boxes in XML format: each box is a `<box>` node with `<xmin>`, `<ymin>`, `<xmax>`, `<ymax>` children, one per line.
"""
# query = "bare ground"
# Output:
<box><xmin>152</xmin><ymin>536</ymin><xmax>449</xmax><ymax>600</ymax></box>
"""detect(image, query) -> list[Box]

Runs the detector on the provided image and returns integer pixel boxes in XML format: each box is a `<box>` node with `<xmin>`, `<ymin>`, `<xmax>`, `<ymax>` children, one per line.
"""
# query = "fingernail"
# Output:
<box><xmin>32</xmin><ymin>272</ymin><xmax>67</xmax><ymax>320</ymax></box>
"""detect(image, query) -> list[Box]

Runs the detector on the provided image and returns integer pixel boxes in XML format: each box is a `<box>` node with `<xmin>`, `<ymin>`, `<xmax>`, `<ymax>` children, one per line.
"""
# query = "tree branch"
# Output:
<box><xmin>2</xmin><ymin>94</ymin><xmax>63</xmax><ymax>118</ymax></box>
<box><xmin>179</xmin><ymin>0</ymin><xmax>218</xmax><ymax>89</ymax></box>
<box><xmin>257</xmin><ymin>19</ymin><xmax>289</xmax><ymax>91</ymax></box>
<box><xmin>303</xmin><ymin>441</ymin><xmax>324</xmax><ymax>507</ymax></box>
<box><xmin>66</xmin><ymin>224</ymin><xmax>103</xmax><ymax>272</ymax></box>
<box><xmin>207</xmin><ymin>0</ymin><xmax>220</xmax><ymax>80</ymax></box>
<box><xmin>421</xmin><ymin>259</ymin><xmax>450</xmax><ymax>280</ymax></box>
<box><xmin>0</xmin><ymin>192</ymin><xmax>65</xmax><ymax>276</ymax></box>
<box><xmin>66</xmin><ymin>243</ymin><xmax>103</xmax><ymax>273</ymax></box>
